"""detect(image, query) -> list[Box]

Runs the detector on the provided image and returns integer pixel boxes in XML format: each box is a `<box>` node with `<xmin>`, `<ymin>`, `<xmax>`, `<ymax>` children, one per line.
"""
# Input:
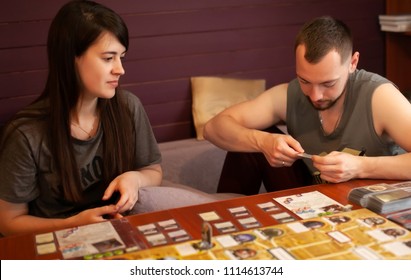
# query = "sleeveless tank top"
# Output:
<box><xmin>286</xmin><ymin>69</ymin><xmax>401</xmax><ymax>173</ymax></box>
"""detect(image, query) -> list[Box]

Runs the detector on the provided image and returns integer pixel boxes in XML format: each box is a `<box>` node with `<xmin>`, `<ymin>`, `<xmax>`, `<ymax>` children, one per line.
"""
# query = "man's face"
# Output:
<box><xmin>295</xmin><ymin>44</ymin><xmax>352</xmax><ymax>111</ymax></box>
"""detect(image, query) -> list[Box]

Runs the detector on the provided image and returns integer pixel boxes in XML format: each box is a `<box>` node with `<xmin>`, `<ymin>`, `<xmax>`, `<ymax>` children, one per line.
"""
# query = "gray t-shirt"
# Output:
<box><xmin>286</xmin><ymin>69</ymin><xmax>401</xmax><ymax>173</ymax></box>
<box><xmin>0</xmin><ymin>90</ymin><xmax>161</xmax><ymax>218</ymax></box>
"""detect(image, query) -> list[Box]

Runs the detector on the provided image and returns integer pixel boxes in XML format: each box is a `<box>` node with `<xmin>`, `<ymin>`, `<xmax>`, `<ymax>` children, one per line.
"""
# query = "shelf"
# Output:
<box><xmin>385</xmin><ymin>0</ymin><xmax>411</xmax><ymax>92</ymax></box>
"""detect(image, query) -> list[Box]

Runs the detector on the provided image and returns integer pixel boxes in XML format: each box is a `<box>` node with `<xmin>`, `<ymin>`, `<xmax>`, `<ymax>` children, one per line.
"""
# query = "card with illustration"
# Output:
<box><xmin>273</xmin><ymin>191</ymin><xmax>344</xmax><ymax>219</ymax></box>
<box><xmin>55</xmin><ymin>221</ymin><xmax>125</xmax><ymax>259</ymax></box>
<box><xmin>92</xmin><ymin>238</ymin><xmax>123</xmax><ymax>252</ymax></box>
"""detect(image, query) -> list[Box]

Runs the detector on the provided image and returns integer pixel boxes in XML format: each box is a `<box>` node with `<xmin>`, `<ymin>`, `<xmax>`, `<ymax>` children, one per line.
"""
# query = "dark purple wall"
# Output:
<box><xmin>0</xmin><ymin>0</ymin><xmax>385</xmax><ymax>142</ymax></box>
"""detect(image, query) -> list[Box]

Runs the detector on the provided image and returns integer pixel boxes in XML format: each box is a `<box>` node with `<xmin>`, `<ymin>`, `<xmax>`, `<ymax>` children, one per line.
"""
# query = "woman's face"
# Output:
<box><xmin>75</xmin><ymin>31</ymin><xmax>126</xmax><ymax>99</ymax></box>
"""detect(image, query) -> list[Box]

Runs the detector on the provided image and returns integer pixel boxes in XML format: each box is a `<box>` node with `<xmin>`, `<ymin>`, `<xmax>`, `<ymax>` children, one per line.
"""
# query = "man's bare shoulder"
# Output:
<box><xmin>261</xmin><ymin>83</ymin><xmax>289</xmax><ymax>104</ymax></box>
<box><xmin>372</xmin><ymin>82</ymin><xmax>411</xmax><ymax>136</ymax></box>
<box><xmin>372</xmin><ymin>83</ymin><xmax>409</xmax><ymax>107</ymax></box>
<box><xmin>265</xmin><ymin>83</ymin><xmax>289</xmax><ymax>93</ymax></box>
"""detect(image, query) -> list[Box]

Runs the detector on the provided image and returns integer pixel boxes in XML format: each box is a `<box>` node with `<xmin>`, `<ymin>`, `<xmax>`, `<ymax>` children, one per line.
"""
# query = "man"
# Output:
<box><xmin>204</xmin><ymin>16</ymin><xmax>411</xmax><ymax>195</ymax></box>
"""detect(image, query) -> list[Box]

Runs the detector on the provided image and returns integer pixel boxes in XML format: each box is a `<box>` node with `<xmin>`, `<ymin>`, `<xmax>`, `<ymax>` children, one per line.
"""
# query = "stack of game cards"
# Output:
<box><xmin>387</xmin><ymin>209</ymin><xmax>411</xmax><ymax>230</ymax></box>
<box><xmin>348</xmin><ymin>183</ymin><xmax>392</xmax><ymax>207</ymax></box>
<box><xmin>348</xmin><ymin>182</ymin><xmax>411</xmax><ymax>214</ymax></box>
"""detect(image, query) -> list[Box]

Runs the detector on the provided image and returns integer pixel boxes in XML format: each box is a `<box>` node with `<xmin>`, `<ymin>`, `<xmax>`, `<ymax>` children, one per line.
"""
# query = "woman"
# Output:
<box><xmin>0</xmin><ymin>0</ymin><xmax>162</xmax><ymax>236</ymax></box>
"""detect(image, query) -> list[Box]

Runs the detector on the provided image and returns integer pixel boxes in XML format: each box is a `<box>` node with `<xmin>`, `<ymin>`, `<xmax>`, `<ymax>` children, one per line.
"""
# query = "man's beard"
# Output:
<box><xmin>307</xmin><ymin>80</ymin><xmax>348</xmax><ymax>111</ymax></box>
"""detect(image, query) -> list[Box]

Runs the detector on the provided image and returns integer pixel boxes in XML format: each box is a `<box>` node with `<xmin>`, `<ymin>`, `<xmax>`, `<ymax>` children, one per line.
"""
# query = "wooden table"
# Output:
<box><xmin>0</xmin><ymin>179</ymin><xmax>399</xmax><ymax>260</ymax></box>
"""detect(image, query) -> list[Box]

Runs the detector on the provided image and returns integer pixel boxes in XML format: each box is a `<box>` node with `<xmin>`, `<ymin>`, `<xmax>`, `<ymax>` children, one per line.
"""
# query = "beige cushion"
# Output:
<box><xmin>191</xmin><ymin>76</ymin><xmax>266</xmax><ymax>140</ymax></box>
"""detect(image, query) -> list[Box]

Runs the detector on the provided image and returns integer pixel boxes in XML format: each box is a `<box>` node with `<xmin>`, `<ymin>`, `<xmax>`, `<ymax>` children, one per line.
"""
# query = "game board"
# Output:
<box><xmin>34</xmin><ymin>189</ymin><xmax>411</xmax><ymax>260</ymax></box>
<box><xmin>105</xmin><ymin>208</ymin><xmax>411</xmax><ymax>260</ymax></box>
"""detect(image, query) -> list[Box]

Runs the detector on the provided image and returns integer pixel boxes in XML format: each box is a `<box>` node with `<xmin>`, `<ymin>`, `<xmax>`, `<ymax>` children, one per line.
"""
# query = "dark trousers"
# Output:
<box><xmin>217</xmin><ymin>126</ymin><xmax>312</xmax><ymax>195</ymax></box>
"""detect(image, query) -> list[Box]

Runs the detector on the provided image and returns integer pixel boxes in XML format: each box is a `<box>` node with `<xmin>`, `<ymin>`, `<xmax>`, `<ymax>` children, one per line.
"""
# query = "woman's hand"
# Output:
<box><xmin>103</xmin><ymin>171</ymin><xmax>141</xmax><ymax>213</ymax></box>
<box><xmin>71</xmin><ymin>205</ymin><xmax>123</xmax><ymax>226</ymax></box>
<box><xmin>102</xmin><ymin>164</ymin><xmax>162</xmax><ymax>214</ymax></box>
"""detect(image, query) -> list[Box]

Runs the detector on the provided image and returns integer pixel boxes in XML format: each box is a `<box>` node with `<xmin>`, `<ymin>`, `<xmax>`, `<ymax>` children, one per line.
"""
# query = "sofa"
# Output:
<box><xmin>131</xmin><ymin>138</ymin><xmax>249</xmax><ymax>214</ymax></box>
<box><xmin>158</xmin><ymin>128</ymin><xmax>289</xmax><ymax>194</ymax></box>
<box><xmin>159</xmin><ymin>138</ymin><xmax>227</xmax><ymax>194</ymax></box>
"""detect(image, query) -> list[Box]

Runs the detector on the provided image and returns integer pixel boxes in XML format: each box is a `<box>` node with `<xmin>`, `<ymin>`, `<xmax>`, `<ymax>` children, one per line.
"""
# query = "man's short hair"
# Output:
<box><xmin>294</xmin><ymin>16</ymin><xmax>353</xmax><ymax>64</ymax></box>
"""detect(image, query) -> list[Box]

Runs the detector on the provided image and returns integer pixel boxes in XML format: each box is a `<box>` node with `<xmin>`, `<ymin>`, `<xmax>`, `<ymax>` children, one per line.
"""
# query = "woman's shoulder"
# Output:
<box><xmin>118</xmin><ymin>89</ymin><xmax>144</xmax><ymax>114</ymax></box>
<box><xmin>2</xmin><ymin>99</ymin><xmax>49</xmax><ymax>140</ymax></box>
<box><xmin>119</xmin><ymin>89</ymin><xmax>141</xmax><ymax>103</ymax></box>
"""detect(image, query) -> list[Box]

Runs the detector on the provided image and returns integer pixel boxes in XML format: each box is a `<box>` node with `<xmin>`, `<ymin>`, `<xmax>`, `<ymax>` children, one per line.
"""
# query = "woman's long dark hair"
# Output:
<box><xmin>5</xmin><ymin>0</ymin><xmax>136</xmax><ymax>202</ymax></box>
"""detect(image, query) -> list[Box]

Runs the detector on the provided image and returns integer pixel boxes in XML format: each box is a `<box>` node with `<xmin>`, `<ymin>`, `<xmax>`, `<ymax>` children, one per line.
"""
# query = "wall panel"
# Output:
<box><xmin>0</xmin><ymin>0</ymin><xmax>385</xmax><ymax>142</ymax></box>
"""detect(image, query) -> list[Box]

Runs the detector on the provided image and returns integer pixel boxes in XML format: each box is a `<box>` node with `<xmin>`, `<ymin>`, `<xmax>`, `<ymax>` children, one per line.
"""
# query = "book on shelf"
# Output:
<box><xmin>379</xmin><ymin>14</ymin><xmax>411</xmax><ymax>22</ymax></box>
<box><xmin>348</xmin><ymin>181</ymin><xmax>411</xmax><ymax>215</ymax></box>
<box><xmin>380</xmin><ymin>23</ymin><xmax>411</xmax><ymax>32</ymax></box>
<box><xmin>379</xmin><ymin>14</ymin><xmax>411</xmax><ymax>32</ymax></box>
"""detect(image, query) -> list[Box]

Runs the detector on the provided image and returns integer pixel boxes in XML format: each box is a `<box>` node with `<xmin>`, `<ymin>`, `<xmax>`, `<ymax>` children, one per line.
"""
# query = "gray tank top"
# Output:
<box><xmin>286</xmin><ymin>69</ymin><xmax>401</xmax><ymax>173</ymax></box>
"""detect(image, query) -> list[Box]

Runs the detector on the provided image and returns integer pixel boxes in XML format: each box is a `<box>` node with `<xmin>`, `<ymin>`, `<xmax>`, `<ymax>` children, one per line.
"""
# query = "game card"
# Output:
<box><xmin>367</xmin><ymin>227</ymin><xmax>407</xmax><ymax>242</ymax></box>
<box><xmin>158</xmin><ymin>219</ymin><xmax>180</xmax><ymax>231</ymax></box>
<box><xmin>167</xmin><ymin>229</ymin><xmax>191</xmax><ymax>243</ymax></box>
<box><xmin>175</xmin><ymin>243</ymin><xmax>199</xmax><ymax>257</ymax></box>
<box><xmin>274</xmin><ymin>191</ymin><xmax>344</xmax><ymax>219</ymax></box>
<box><xmin>214</xmin><ymin>221</ymin><xmax>237</xmax><ymax>233</ymax></box>
<box><xmin>55</xmin><ymin>221</ymin><xmax>125</xmax><ymax>259</ymax></box>
<box><xmin>228</xmin><ymin>206</ymin><xmax>250</xmax><ymax>217</ymax></box>
<box><xmin>199</xmin><ymin>211</ymin><xmax>221</xmax><ymax>222</ymax></box>
<box><xmin>297</xmin><ymin>152</ymin><xmax>313</xmax><ymax>159</ymax></box>
<box><xmin>327</xmin><ymin>231</ymin><xmax>351</xmax><ymax>243</ymax></box>
<box><xmin>137</xmin><ymin>223</ymin><xmax>159</xmax><ymax>235</ymax></box>
<box><xmin>268</xmin><ymin>247</ymin><xmax>296</xmax><ymax>260</ymax></box>
<box><xmin>257</xmin><ymin>202</ymin><xmax>280</xmax><ymax>212</ymax></box>
<box><xmin>237</xmin><ymin>217</ymin><xmax>261</xmax><ymax>229</ymax></box>
<box><xmin>373</xmin><ymin>188</ymin><xmax>411</xmax><ymax>203</ymax></box>
<box><xmin>215</xmin><ymin>235</ymin><xmax>240</xmax><ymax>248</ymax></box>
<box><xmin>286</xmin><ymin>222</ymin><xmax>310</xmax><ymax>233</ymax></box>
<box><xmin>35</xmin><ymin>232</ymin><xmax>55</xmax><ymax>244</ymax></box>
<box><xmin>382</xmin><ymin>240</ymin><xmax>411</xmax><ymax>257</ymax></box>
<box><xmin>271</xmin><ymin>212</ymin><xmax>296</xmax><ymax>223</ymax></box>
<box><xmin>352</xmin><ymin>246</ymin><xmax>383</xmax><ymax>260</ymax></box>
<box><xmin>36</xmin><ymin>242</ymin><xmax>57</xmax><ymax>255</ymax></box>
<box><xmin>145</xmin><ymin>233</ymin><xmax>168</xmax><ymax>246</ymax></box>
<box><xmin>387</xmin><ymin>209</ymin><xmax>411</xmax><ymax>229</ymax></box>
